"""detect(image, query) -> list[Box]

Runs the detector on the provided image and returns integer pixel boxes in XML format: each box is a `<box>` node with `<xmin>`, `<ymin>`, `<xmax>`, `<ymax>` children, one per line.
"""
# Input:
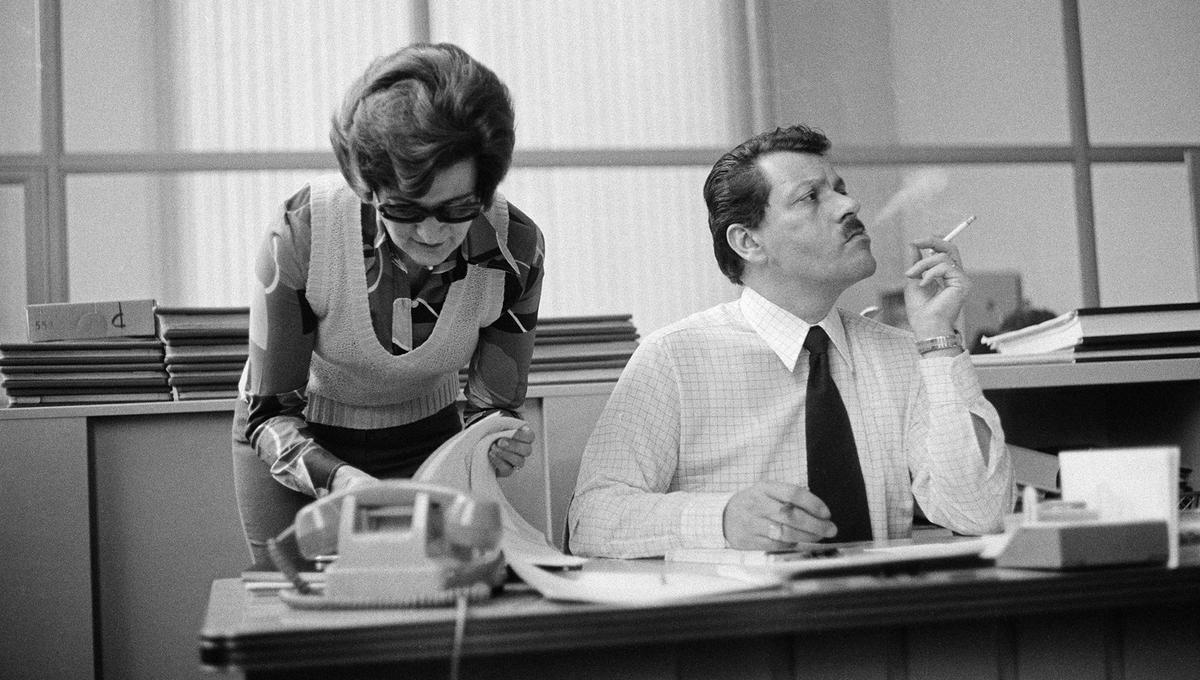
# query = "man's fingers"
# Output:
<box><xmin>758</xmin><ymin>481</ymin><xmax>807</xmax><ymax>506</ymax></box>
<box><xmin>768</xmin><ymin>485</ymin><xmax>830</xmax><ymax>520</ymax></box>
<box><xmin>763</xmin><ymin>517</ymin><xmax>832</xmax><ymax>546</ymax></box>
<box><xmin>776</xmin><ymin>510</ymin><xmax>838</xmax><ymax>542</ymax></box>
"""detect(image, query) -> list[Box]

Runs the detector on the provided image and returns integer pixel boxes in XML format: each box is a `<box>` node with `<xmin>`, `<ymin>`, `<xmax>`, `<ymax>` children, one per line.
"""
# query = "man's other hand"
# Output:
<box><xmin>722</xmin><ymin>481</ymin><xmax>837</xmax><ymax>549</ymax></box>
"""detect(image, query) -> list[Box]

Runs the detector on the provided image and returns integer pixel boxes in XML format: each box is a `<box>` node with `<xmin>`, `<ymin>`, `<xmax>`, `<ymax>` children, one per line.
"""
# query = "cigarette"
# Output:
<box><xmin>943</xmin><ymin>214</ymin><xmax>977</xmax><ymax>241</ymax></box>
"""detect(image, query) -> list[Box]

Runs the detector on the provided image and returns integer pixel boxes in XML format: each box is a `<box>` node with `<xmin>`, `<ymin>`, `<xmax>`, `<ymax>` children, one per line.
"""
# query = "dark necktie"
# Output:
<box><xmin>804</xmin><ymin>326</ymin><xmax>872</xmax><ymax>541</ymax></box>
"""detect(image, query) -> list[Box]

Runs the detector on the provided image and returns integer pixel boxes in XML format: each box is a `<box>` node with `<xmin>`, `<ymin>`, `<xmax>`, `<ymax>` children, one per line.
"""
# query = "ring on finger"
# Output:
<box><xmin>767</xmin><ymin>522</ymin><xmax>783</xmax><ymax>541</ymax></box>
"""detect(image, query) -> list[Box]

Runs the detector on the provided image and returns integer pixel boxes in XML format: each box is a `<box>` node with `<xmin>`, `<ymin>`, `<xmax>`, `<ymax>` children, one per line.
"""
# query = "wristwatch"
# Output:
<box><xmin>915</xmin><ymin>333</ymin><xmax>963</xmax><ymax>355</ymax></box>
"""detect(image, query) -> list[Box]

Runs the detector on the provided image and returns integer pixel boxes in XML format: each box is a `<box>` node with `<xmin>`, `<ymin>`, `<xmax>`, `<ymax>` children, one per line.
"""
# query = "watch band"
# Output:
<box><xmin>916</xmin><ymin>333</ymin><xmax>963</xmax><ymax>355</ymax></box>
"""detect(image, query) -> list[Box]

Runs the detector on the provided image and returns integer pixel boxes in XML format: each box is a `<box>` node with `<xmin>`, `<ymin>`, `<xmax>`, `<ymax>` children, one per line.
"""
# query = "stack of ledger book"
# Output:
<box><xmin>458</xmin><ymin>314</ymin><xmax>639</xmax><ymax>388</ymax></box>
<box><xmin>979</xmin><ymin>302</ymin><xmax>1200</xmax><ymax>362</ymax></box>
<box><xmin>157</xmin><ymin>307</ymin><xmax>248</xmax><ymax>401</ymax></box>
<box><xmin>528</xmin><ymin>314</ymin><xmax>639</xmax><ymax>386</ymax></box>
<box><xmin>0</xmin><ymin>338</ymin><xmax>169</xmax><ymax>406</ymax></box>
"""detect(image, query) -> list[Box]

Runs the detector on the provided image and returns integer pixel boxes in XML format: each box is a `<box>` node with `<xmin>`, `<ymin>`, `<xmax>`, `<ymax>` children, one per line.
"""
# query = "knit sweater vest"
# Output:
<box><xmin>303</xmin><ymin>174</ymin><xmax>508</xmax><ymax>429</ymax></box>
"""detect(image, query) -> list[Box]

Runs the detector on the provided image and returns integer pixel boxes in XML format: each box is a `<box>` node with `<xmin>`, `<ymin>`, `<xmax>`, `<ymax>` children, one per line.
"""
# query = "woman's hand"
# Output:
<box><xmin>328</xmin><ymin>465</ymin><xmax>377</xmax><ymax>495</ymax></box>
<box><xmin>488</xmin><ymin>424</ymin><xmax>535</xmax><ymax>477</ymax></box>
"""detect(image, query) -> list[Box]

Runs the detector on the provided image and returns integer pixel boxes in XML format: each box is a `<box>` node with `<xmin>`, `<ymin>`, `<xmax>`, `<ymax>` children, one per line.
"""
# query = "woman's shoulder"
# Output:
<box><xmin>502</xmin><ymin>200</ymin><xmax>545</xmax><ymax>259</ymax></box>
<box><xmin>281</xmin><ymin>183</ymin><xmax>313</xmax><ymax>224</ymax></box>
<box><xmin>278</xmin><ymin>175</ymin><xmax>367</xmax><ymax>246</ymax></box>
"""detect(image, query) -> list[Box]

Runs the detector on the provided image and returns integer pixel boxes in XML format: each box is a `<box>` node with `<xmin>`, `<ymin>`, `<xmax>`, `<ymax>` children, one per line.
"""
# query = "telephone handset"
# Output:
<box><xmin>269</xmin><ymin>480</ymin><xmax>506</xmax><ymax>608</ymax></box>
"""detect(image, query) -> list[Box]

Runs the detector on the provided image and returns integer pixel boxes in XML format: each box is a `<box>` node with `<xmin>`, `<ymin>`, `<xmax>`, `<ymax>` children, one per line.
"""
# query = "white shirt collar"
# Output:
<box><xmin>738</xmin><ymin>287</ymin><xmax>853</xmax><ymax>372</ymax></box>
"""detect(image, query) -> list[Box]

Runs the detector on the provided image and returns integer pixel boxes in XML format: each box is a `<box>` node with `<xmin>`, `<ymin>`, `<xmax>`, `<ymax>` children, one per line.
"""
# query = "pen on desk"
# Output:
<box><xmin>943</xmin><ymin>214</ymin><xmax>977</xmax><ymax>242</ymax></box>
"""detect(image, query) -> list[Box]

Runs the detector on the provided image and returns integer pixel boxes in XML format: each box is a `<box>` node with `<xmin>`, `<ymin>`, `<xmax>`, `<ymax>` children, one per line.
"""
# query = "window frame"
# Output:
<box><xmin>1</xmin><ymin>0</ymin><xmax>1197</xmax><ymax>308</ymax></box>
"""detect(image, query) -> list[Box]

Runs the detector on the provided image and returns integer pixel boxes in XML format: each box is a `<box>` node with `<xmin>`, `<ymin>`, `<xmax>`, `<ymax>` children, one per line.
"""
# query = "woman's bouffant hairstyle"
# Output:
<box><xmin>703</xmin><ymin>124</ymin><xmax>831</xmax><ymax>284</ymax></box>
<box><xmin>330</xmin><ymin>43</ymin><xmax>516</xmax><ymax>205</ymax></box>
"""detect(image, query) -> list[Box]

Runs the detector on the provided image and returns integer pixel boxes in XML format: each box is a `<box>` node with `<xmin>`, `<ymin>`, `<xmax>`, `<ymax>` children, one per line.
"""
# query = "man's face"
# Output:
<box><xmin>751</xmin><ymin>151</ymin><xmax>876</xmax><ymax>292</ymax></box>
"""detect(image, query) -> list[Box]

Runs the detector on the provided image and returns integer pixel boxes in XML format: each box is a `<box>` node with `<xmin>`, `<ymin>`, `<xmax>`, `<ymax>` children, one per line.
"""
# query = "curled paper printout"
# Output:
<box><xmin>414</xmin><ymin>413</ymin><xmax>585</xmax><ymax>568</ymax></box>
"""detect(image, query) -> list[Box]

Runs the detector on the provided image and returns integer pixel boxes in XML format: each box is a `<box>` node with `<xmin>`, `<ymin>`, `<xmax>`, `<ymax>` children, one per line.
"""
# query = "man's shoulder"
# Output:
<box><xmin>838</xmin><ymin>308</ymin><xmax>924</xmax><ymax>368</ymax></box>
<box><xmin>643</xmin><ymin>301</ymin><xmax>750</xmax><ymax>346</ymax></box>
<box><xmin>839</xmin><ymin>308</ymin><xmax>914</xmax><ymax>343</ymax></box>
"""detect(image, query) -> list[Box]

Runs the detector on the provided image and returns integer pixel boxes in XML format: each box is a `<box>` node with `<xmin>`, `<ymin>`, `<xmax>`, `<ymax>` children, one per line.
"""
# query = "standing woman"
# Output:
<box><xmin>232</xmin><ymin>43</ymin><xmax>544</xmax><ymax>570</ymax></box>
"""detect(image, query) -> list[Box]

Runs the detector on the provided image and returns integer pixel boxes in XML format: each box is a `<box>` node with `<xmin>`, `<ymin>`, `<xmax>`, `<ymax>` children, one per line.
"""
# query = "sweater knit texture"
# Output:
<box><xmin>303</xmin><ymin>173</ymin><xmax>507</xmax><ymax>428</ymax></box>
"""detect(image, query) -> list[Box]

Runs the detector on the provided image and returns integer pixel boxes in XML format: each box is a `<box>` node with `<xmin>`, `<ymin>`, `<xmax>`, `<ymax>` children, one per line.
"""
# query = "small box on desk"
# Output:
<box><xmin>26</xmin><ymin>299</ymin><xmax>157</xmax><ymax>342</ymax></box>
<box><xmin>995</xmin><ymin>519</ymin><xmax>1170</xmax><ymax>569</ymax></box>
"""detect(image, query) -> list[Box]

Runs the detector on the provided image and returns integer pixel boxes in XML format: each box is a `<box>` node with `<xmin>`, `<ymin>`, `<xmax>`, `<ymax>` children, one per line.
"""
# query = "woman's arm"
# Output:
<box><xmin>241</xmin><ymin>192</ymin><xmax>353</xmax><ymax>497</ymax></box>
<box><xmin>462</xmin><ymin>205</ymin><xmax>545</xmax><ymax>423</ymax></box>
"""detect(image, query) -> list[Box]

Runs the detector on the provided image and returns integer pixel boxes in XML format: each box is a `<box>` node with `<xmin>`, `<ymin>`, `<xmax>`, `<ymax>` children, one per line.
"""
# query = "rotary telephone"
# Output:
<box><xmin>268</xmin><ymin>480</ymin><xmax>507</xmax><ymax>608</ymax></box>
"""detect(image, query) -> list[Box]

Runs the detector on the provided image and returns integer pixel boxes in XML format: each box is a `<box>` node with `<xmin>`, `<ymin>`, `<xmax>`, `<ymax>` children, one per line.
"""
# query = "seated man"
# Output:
<box><xmin>568</xmin><ymin>124</ymin><xmax>1013</xmax><ymax>558</ymax></box>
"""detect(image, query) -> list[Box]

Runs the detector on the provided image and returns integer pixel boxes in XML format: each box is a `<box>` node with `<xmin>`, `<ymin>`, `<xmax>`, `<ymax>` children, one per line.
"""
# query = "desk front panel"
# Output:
<box><xmin>200</xmin><ymin>563</ymin><xmax>1200</xmax><ymax>680</ymax></box>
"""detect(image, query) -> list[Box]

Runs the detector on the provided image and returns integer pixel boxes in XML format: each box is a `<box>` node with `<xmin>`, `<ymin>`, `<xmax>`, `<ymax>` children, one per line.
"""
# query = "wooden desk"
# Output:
<box><xmin>199</xmin><ymin>560</ymin><xmax>1200</xmax><ymax>680</ymax></box>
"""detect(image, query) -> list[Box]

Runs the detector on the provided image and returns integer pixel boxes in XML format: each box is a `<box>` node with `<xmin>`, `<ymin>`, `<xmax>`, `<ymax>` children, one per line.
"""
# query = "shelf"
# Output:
<box><xmin>976</xmin><ymin>356</ymin><xmax>1200</xmax><ymax>390</ymax></box>
<box><xmin>0</xmin><ymin>380</ymin><xmax>617</xmax><ymax>420</ymax></box>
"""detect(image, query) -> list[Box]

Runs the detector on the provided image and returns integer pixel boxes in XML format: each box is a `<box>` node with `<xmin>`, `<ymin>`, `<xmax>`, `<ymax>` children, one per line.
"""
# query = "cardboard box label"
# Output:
<box><xmin>26</xmin><ymin>299</ymin><xmax>157</xmax><ymax>342</ymax></box>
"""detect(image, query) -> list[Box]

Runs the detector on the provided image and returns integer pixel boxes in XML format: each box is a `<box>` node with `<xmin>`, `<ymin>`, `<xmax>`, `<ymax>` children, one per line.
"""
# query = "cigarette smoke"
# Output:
<box><xmin>869</xmin><ymin>168</ymin><xmax>951</xmax><ymax>275</ymax></box>
<box><xmin>872</xmin><ymin>168</ymin><xmax>949</xmax><ymax>227</ymax></box>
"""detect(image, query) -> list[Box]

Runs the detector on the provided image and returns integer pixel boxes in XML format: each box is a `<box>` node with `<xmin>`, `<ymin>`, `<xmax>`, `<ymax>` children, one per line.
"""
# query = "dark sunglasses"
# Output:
<box><xmin>375</xmin><ymin>198</ymin><xmax>483</xmax><ymax>224</ymax></box>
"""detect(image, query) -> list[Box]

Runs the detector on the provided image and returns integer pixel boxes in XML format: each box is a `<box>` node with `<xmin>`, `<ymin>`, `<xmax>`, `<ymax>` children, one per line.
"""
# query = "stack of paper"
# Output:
<box><xmin>981</xmin><ymin>302</ymin><xmax>1200</xmax><ymax>359</ymax></box>
<box><xmin>0</xmin><ymin>339</ymin><xmax>169</xmax><ymax>406</ymax></box>
<box><xmin>528</xmin><ymin>314</ymin><xmax>639</xmax><ymax>386</ymax></box>
<box><xmin>157</xmin><ymin>307</ymin><xmax>248</xmax><ymax>401</ymax></box>
<box><xmin>459</xmin><ymin>314</ymin><xmax>639</xmax><ymax>388</ymax></box>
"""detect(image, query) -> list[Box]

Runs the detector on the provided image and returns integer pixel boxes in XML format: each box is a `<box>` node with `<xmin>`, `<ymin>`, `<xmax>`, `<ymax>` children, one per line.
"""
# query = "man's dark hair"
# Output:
<box><xmin>702</xmin><ymin>124</ymin><xmax>831</xmax><ymax>284</ymax></box>
<box><xmin>330</xmin><ymin>43</ymin><xmax>515</xmax><ymax>205</ymax></box>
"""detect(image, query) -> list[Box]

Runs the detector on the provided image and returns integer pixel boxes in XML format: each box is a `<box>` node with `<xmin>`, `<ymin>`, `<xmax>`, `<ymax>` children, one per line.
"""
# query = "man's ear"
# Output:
<box><xmin>726</xmin><ymin>223</ymin><xmax>766</xmax><ymax>265</ymax></box>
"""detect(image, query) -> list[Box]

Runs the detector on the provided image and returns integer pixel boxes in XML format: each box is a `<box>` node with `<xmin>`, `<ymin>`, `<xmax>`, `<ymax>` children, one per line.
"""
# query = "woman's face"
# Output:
<box><xmin>374</xmin><ymin>159</ymin><xmax>482</xmax><ymax>269</ymax></box>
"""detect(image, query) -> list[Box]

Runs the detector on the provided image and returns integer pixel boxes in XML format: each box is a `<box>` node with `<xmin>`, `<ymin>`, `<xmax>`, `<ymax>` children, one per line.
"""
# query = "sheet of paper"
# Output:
<box><xmin>414</xmin><ymin>413</ymin><xmax>586</xmax><ymax>568</ymax></box>
<box><xmin>507</xmin><ymin>558</ymin><xmax>780</xmax><ymax>605</ymax></box>
<box><xmin>667</xmin><ymin>538</ymin><xmax>988</xmax><ymax>576</ymax></box>
<box><xmin>1058</xmin><ymin>446</ymin><xmax>1180</xmax><ymax>567</ymax></box>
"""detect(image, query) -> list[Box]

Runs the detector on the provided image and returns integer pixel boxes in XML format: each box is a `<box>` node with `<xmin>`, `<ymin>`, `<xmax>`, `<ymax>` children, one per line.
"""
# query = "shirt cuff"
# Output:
<box><xmin>318</xmin><ymin>463</ymin><xmax>346</xmax><ymax>498</ymax></box>
<box><xmin>918</xmin><ymin>351</ymin><xmax>984</xmax><ymax>406</ymax></box>
<box><xmin>303</xmin><ymin>450</ymin><xmax>346</xmax><ymax>497</ymax></box>
<box><xmin>679</xmin><ymin>491</ymin><xmax>737</xmax><ymax>548</ymax></box>
<box><xmin>464</xmin><ymin>407</ymin><xmax>520</xmax><ymax>427</ymax></box>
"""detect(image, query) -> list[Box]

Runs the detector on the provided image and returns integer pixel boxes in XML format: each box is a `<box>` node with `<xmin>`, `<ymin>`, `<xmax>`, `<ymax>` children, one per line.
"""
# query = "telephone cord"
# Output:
<box><xmin>449</xmin><ymin>592</ymin><xmax>469</xmax><ymax>680</ymax></box>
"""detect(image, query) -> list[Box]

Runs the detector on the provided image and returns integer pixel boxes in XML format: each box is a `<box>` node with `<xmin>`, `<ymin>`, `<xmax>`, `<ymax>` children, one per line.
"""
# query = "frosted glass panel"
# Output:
<box><xmin>0</xmin><ymin>0</ymin><xmax>40</xmax><ymax>153</ymax></box>
<box><xmin>433</xmin><ymin>0</ymin><xmax>744</xmax><ymax>149</ymax></box>
<box><xmin>1081</xmin><ymin>1</ymin><xmax>1200</xmax><ymax>145</ymax></box>
<box><xmin>67</xmin><ymin>171</ymin><xmax>315</xmax><ymax>306</ymax></box>
<box><xmin>1093</xmin><ymin>164</ymin><xmax>1197</xmax><ymax>306</ymax></box>
<box><xmin>888</xmin><ymin>1</ymin><xmax>1068</xmax><ymax>145</ymax></box>
<box><xmin>63</xmin><ymin>0</ymin><xmax>422</xmax><ymax>152</ymax></box>
<box><xmin>499</xmin><ymin>167</ymin><xmax>738</xmax><ymax>334</ymax></box>
<box><xmin>0</xmin><ymin>185</ymin><xmax>29</xmax><ymax>342</ymax></box>
<box><xmin>769</xmin><ymin>1</ymin><xmax>1069</xmax><ymax>145</ymax></box>
<box><xmin>840</xmin><ymin>164</ymin><xmax>1080</xmax><ymax>329</ymax></box>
